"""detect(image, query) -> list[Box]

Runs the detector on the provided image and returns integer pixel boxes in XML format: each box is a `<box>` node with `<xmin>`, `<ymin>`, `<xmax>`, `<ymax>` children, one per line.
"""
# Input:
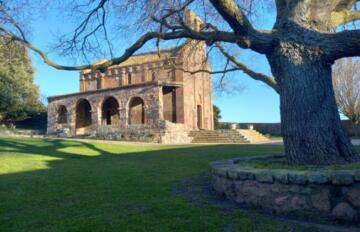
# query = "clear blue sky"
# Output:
<box><xmin>30</xmin><ymin>7</ymin><xmax>280</xmax><ymax>123</ymax></box>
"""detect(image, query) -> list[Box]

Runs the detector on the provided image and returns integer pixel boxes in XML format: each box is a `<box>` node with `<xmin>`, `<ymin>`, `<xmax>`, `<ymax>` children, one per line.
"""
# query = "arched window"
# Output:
<box><xmin>76</xmin><ymin>99</ymin><xmax>92</xmax><ymax>130</ymax></box>
<box><xmin>101</xmin><ymin>97</ymin><xmax>120</xmax><ymax>125</ymax></box>
<box><xmin>57</xmin><ymin>105</ymin><xmax>67</xmax><ymax>124</ymax></box>
<box><xmin>128</xmin><ymin>97</ymin><xmax>145</xmax><ymax>125</ymax></box>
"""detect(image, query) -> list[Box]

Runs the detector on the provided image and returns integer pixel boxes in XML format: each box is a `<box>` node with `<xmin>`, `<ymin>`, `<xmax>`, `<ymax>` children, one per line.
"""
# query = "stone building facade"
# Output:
<box><xmin>47</xmin><ymin>11</ymin><xmax>214</xmax><ymax>143</ymax></box>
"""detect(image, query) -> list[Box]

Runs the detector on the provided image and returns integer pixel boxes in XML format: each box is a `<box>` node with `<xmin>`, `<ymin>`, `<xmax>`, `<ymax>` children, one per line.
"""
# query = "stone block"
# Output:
<box><xmin>237</xmin><ymin>170</ymin><xmax>255</xmax><ymax>180</ymax></box>
<box><xmin>310</xmin><ymin>189</ymin><xmax>331</xmax><ymax>213</ymax></box>
<box><xmin>288</xmin><ymin>172</ymin><xmax>308</xmax><ymax>185</ymax></box>
<box><xmin>256</xmin><ymin>171</ymin><xmax>274</xmax><ymax>183</ymax></box>
<box><xmin>308</xmin><ymin>172</ymin><xmax>330</xmax><ymax>184</ymax></box>
<box><xmin>331</xmin><ymin>172</ymin><xmax>354</xmax><ymax>185</ymax></box>
<box><xmin>273</xmin><ymin>171</ymin><xmax>289</xmax><ymax>184</ymax></box>
<box><xmin>347</xmin><ymin>187</ymin><xmax>360</xmax><ymax>208</ymax></box>
<box><xmin>331</xmin><ymin>202</ymin><xmax>357</xmax><ymax>222</ymax></box>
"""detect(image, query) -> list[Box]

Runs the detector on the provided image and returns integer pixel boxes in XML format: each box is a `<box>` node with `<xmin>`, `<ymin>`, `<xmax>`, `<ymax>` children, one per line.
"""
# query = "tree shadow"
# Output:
<box><xmin>0</xmin><ymin>137</ymin><xmax>294</xmax><ymax>231</ymax></box>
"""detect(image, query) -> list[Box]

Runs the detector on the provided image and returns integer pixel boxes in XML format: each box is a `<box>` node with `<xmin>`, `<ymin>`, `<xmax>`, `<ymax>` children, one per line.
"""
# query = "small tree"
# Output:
<box><xmin>0</xmin><ymin>39</ymin><xmax>45</xmax><ymax>125</ymax></box>
<box><xmin>213</xmin><ymin>105</ymin><xmax>222</xmax><ymax>129</ymax></box>
<box><xmin>332</xmin><ymin>58</ymin><xmax>360</xmax><ymax>125</ymax></box>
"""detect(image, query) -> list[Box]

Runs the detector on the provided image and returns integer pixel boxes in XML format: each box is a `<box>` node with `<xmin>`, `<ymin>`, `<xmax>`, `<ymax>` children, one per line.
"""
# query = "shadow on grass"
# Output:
<box><xmin>3</xmin><ymin>136</ymin><xmax>336</xmax><ymax>232</ymax></box>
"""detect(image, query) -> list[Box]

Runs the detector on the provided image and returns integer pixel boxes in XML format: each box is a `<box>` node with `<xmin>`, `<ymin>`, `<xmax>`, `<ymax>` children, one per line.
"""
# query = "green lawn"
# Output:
<box><xmin>0</xmin><ymin>137</ymin><xmax>356</xmax><ymax>232</ymax></box>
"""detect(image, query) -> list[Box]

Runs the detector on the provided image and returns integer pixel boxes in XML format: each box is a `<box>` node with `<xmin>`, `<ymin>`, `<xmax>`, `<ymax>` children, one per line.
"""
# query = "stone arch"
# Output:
<box><xmin>76</xmin><ymin>99</ymin><xmax>92</xmax><ymax>131</ymax></box>
<box><xmin>128</xmin><ymin>97</ymin><xmax>145</xmax><ymax>125</ymax></box>
<box><xmin>57</xmin><ymin>105</ymin><xmax>68</xmax><ymax>124</ymax></box>
<box><xmin>101</xmin><ymin>96</ymin><xmax>120</xmax><ymax>126</ymax></box>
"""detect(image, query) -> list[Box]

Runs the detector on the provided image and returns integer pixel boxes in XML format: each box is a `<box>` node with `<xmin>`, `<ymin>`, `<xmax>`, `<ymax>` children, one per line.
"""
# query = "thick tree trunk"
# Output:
<box><xmin>268</xmin><ymin>44</ymin><xmax>359</xmax><ymax>165</ymax></box>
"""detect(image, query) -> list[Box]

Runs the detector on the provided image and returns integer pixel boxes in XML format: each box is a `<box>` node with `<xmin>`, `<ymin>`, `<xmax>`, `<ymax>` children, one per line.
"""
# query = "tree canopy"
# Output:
<box><xmin>0</xmin><ymin>38</ymin><xmax>45</xmax><ymax>125</ymax></box>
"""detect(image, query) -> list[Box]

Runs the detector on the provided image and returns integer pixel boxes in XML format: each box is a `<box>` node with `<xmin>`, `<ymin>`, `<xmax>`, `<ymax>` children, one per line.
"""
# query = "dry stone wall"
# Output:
<box><xmin>211</xmin><ymin>155</ymin><xmax>360</xmax><ymax>224</ymax></box>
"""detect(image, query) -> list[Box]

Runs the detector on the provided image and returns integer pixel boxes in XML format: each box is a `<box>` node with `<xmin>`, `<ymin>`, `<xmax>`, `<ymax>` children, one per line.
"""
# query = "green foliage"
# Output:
<box><xmin>0</xmin><ymin>136</ymin><xmax>334</xmax><ymax>232</ymax></box>
<box><xmin>213</xmin><ymin>104</ymin><xmax>222</xmax><ymax>129</ymax></box>
<box><xmin>0</xmin><ymin>39</ymin><xmax>45</xmax><ymax>125</ymax></box>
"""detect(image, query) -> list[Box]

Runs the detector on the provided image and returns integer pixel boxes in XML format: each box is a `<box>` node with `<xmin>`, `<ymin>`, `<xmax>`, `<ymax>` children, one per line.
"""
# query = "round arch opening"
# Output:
<box><xmin>101</xmin><ymin>96</ymin><xmax>120</xmax><ymax>126</ymax></box>
<box><xmin>128</xmin><ymin>97</ymin><xmax>145</xmax><ymax>125</ymax></box>
<box><xmin>76</xmin><ymin>99</ymin><xmax>92</xmax><ymax>132</ymax></box>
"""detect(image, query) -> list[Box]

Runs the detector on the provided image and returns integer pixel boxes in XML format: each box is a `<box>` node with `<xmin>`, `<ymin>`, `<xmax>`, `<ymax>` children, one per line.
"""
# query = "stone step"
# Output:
<box><xmin>189</xmin><ymin>129</ymin><xmax>249</xmax><ymax>144</ymax></box>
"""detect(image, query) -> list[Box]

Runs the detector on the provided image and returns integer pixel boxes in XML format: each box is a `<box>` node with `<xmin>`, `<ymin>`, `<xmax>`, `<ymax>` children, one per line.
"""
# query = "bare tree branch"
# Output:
<box><xmin>215</xmin><ymin>42</ymin><xmax>279</xmax><ymax>93</ymax></box>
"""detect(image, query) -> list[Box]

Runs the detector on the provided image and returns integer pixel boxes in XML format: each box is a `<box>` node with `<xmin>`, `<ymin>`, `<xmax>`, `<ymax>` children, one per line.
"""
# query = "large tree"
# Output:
<box><xmin>1</xmin><ymin>0</ymin><xmax>360</xmax><ymax>164</ymax></box>
<box><xmin>332</xmin><ymin>58</ymin><xmax>360</xmax><ymax>125</ymax></box>
<box><xmin>0</xmin><ymin>38</ymin><xmax>44</xmax><ymax>125</ymax></box>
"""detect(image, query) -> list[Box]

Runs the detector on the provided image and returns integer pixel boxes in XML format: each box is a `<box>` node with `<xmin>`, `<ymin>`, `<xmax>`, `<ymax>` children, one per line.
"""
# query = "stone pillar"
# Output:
<box><xmin>121</xmin><ymin>69</ymin><xmax>126</xmax><ymax>86</ymax></box>
<box><xmin>158</xmin><ymin>86</ymin><xmax>164</xmax><ymax>122</ymax></box>
<box><xmin>69</xmin><ymin>99</ymin><xmax>77</xmax><ymax>136</ymax></box>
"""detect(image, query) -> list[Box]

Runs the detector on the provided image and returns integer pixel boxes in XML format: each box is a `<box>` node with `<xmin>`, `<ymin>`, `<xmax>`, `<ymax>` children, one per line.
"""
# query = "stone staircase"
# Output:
<box><xmin>189</xmin><ymin>129</ymin><xmax>270</xmax><ymax>144</ymax></box>
<box><xmin>189</xmin><ymin>130</ymin><xmax>249</xmax><ymax>144</ymax></box>
<box><xmin>238</xmin><ymin>129</ymin><xmax>270</xmax><ymax>143</ymax></box>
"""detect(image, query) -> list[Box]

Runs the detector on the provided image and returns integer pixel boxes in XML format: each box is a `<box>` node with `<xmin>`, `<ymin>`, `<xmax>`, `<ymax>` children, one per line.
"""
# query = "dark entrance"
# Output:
<box><xmin>101</xmin><ymin>97</ymin><xmax>120</xmax><ymax>125</ymax></box>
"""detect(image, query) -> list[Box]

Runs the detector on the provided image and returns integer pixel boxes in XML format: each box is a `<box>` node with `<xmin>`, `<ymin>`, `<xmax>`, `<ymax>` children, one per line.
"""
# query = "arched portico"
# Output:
<box><xmin>101</xmin><ymin>96</ymin><xmax>120</xmax><ymax>126</ymax></box>
<box><xmin>57</xmin><ymin>105</ymin><xmax>68</xmax><ymax>124</ymax></box>
<box><xmin>128</xmin><ymin>97</ymin><xmax>145</xmax><ymax>125</ymax></box>
<box><xmin>76</xmin><ymin>99</ymin><xmax>92</xmax><ymax>134</ymax></box>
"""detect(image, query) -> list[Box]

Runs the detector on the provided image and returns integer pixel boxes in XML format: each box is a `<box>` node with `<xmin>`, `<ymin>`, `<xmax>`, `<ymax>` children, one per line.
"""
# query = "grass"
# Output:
<box><xmin>236</xmin><ymin>156</ymin><xmax>360</xmax><ymax>171</ymax></box>
<box><xmin>0</xmin><ymin>137</ymin><xmax>357</xmax><ymax>232</ymax></box>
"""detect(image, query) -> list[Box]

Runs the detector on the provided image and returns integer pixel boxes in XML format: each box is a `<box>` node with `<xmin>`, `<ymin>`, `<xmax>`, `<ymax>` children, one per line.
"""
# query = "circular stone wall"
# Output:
<box><xmin>210</xmin><ymin>155</ymin><xmax>360</xmax><ymax>223</ymax></box>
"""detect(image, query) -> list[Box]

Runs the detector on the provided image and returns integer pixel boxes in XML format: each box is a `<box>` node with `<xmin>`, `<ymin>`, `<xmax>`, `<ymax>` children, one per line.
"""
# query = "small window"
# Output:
<box><xmin>128</xmin><ymin>73</ymin><xmax>132</xmax><ymax>85</ymax></box>
<box><xmin>151</xmin><ymin>71</ymin><xmax>156</xmax><ymax>81</ymax></box>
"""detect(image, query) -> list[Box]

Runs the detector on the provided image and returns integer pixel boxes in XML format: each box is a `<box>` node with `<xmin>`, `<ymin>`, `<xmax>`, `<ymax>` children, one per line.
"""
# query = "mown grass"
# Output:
<box><xmin>236</xmin><ymin>156</ymin><xmax>360</xmax><ymax>171</ymax></box>
<box><xmin>0</xmin><ymin>136</ymin><xmax>356</xmax><ymax>232</ymax></box>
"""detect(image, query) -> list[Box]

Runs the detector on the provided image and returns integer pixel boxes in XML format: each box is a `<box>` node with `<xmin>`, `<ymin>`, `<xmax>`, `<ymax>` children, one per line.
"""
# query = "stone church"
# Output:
<box><xmin>47</xmin><ymin>11</ymin><xmax>214</xmax><ymax>144</ymax></box>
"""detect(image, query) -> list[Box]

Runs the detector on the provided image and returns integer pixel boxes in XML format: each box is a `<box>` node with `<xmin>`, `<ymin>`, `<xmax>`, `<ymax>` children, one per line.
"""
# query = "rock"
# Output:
<box><xmin>308</xmin><ymin>172</ymin><xmax>330</xmax><ymax>184</ymax></box>
<box><xmin>237</xmin><ymin>170</ymin><xmax>255</xmax><ymax>180</ymax></box>
<box><xmin>288</xmin><ymin>172</ymin><xmax>308</xmax><ymax>185</ymax></box>
<box><xmin>273</xmin><ymin>171</ymin><xmax>289</xmax><ymax>184</ymax></box>
<box><xmin>227</xmin><ymin>169</ymin><xmax>239</xmax><ymax>180</ymax></box>
<box><xmin>310</xmin><ymin>189</ymin><xmax>331</xmax><ymax>213</ymax></box>
<box><xmin>290</xmin><ymin>195</ymin><xmax>307</xmax><ymax>210</ymax></box>
<box><xmin>347</xmin><ymin>187</ymin><xmax>360</xmax><ymax>207</ymax></box>
<box><xmin>256</xmin><ymin>171</ymin><xmax>274</xmax><ymax>183</ymax></box>
<box><xmin>331</xmin><ymin>172</ymin><xmax>354</xmax><ymax>185</ymax></box>
<box><xmin>331</xmin><ymin>202</ymin><xmax>357</xmax><ymax>222</ymax></box>
<box><xmin>213</xmin><ymin>176</ymin><xmax>229</xmax><ymax>194</ymax></box>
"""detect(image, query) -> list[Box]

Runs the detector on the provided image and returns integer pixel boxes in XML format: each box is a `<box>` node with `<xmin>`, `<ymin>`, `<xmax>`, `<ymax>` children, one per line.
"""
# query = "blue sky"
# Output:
<box><xmin>30</xmin><ymin>5</ymin><xmax>280</xmax><ymax>123</ymax></box>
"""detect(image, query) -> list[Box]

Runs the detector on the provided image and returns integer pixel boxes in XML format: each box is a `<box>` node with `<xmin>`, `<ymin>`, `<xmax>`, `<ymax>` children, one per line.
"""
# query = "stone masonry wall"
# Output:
<box><xmin>47</xmin><ymin>83</ymin><xmax>162</xmax><ymax>136</ymax></box>
<box><xmin>211</xmin><ymin>156</ymin><xmax>360</xmax><ymax>224</ymax></box>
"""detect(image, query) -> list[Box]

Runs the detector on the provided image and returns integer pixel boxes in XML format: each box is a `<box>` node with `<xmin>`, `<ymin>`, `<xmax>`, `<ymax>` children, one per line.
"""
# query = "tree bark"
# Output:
<box><xmin>268</xmin><ymin>43</ymin><xmax>359</xmax><ymax>165</ymax></box>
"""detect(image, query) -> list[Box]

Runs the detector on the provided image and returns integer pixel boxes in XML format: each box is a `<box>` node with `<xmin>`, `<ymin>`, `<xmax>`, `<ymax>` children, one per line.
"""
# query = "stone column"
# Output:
<box><xmin>158</xmin><ymin>86</ymin><xmax>164</xmax><ymax>122</ymax></box>
<box><xmin>69</xmin><ymin>99</ymin><xmax>77</xmax><ymax>136</ymax></box>
<box><xmin>120</xmin><ymin>69</ymin><xmax>126</xmax><ymax>86</ymax></box>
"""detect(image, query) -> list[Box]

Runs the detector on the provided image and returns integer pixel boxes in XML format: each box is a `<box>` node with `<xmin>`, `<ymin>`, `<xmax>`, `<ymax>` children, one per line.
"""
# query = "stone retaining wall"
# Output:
<box><xmin>210</xmin><ymin>156</ymin><xmax>360</xmax><ymax>224</ymax></box>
